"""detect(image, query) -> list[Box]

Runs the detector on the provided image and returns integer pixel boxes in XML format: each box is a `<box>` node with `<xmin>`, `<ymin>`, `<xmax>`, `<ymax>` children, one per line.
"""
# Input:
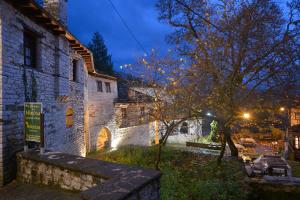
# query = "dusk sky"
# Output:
<box><xmin>68</xmin><ymin>0</ymin><xmax>173</xmax><ymax>71</ymax></box>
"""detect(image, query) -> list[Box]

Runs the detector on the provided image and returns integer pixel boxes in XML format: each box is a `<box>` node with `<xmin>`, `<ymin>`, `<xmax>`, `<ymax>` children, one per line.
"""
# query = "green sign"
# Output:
<box><xmin>24</xmin><ymin>102</ymin><xmax>42</xmax><ymax>142</ymax></box>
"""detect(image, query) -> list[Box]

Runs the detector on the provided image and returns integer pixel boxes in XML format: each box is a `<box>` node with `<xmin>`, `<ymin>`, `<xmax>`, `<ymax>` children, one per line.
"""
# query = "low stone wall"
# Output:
<box><xmin>18</xmin><ymin>157</ymin><xmax>103</xmax><ymax>191</ymax></box>
<box><xmin>17</xmin><ymin>150</ymin><xmax>161</xmax><ymax>200</ymax></box>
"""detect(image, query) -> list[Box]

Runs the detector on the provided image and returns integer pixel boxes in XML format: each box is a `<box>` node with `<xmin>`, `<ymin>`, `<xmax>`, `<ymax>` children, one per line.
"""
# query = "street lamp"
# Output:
<box><xmin>279</xmin><ymin>106</ymin><xmax>290</xmax><ymax>159</ymax></box>
<box><xmin>243</xmin><ymin>113</ymin><xmax>251</xmax><ymax>119</ymax></box>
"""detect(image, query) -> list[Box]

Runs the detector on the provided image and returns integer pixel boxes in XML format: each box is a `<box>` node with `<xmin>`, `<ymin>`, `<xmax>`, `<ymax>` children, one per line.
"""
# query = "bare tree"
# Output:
<box><xmin>122</xmin><ymin>51</ymin><xmax>200</xmax><ymax>170</ymax></box>
<box><xmin>156</xmin><ymin>0</ymin><xmax>300</xmax><ymax>162</ymax></box>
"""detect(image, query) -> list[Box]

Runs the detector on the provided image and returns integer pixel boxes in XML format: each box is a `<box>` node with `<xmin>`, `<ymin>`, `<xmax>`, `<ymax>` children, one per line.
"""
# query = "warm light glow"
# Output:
<box><xmin>243</xmin><ymin>113</ymin><xmax>250</xmax><ymax>119</ymax></box>
<box><xmin>280</xmin><ymin>107</ymin><xmax>285</xmax><ymax>112</ymax></box>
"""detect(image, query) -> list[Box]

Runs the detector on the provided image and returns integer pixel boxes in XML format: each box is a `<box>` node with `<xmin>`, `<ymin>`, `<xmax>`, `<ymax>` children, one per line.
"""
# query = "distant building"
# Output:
<box><xmin>291</xmin><ymin>107</ymin><xmax>300</xmax><ymax>127</ymax></box>
<box><xmin>289</xmin><ymin>107</ymin><xmax>300</xmax><ymax>161</ymax></box>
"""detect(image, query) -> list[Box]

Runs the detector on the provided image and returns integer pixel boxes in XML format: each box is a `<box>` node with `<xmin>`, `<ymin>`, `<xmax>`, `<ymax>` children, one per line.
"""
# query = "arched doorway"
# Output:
<box><xmin>97</xmin><ymin>128</ymin><xmax>111</xmax><ymax>150</ymax></box>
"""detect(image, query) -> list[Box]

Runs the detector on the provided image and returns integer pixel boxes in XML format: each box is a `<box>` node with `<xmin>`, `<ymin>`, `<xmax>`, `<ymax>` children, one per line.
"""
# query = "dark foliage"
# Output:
<box><xmin>88</xmin><ymin>32</ymin><xmax>114</xmax><ymax>75</ymax></box>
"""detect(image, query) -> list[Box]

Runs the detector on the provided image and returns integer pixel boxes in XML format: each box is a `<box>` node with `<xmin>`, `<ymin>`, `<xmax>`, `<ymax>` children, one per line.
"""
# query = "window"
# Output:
<box><xmin>180</xmin><ymin>122</ymin><xmax>188</xmax><ymax>134</ymax></box>
<box><xmin>105</xmin><ymin>82</ymin><xmax>111</xmax><ymax>93</ymax></box>
<box><xmin>295</xmin><ymin>136</ymin><xmax>299</xmax><ymax>150</ymax></box>
<box><xmin>140</xmin><ymin>107</ymin><xmax>145</xmax><ymax>116</ymax></box>
<box><xmin>121</xmin><ymin>108</ymin><xmax>127</xmax><ymax>118</ymax></box>
<box><xmin>66</xmin><ymin>107</ymin><xmax>74</xmax><ymax>128</ymax></box>
<box><xmin>295</xmin><ymin>112</ymin><xmax>300</xmax><ymax>120</ymax></box>
<box><xmin>97</xmin><ymin>81</ymin><xmax>103</xmax><ymax>92</ymax></box>
<box><xmin>72</xmin><ymin>60</ymin><xmax>78</xmax><ymax>82</ymax></box>
<box><xmin>24</xmin><ymin>30</ymin><xmax>37</xmax><ymax>68</ymax></box>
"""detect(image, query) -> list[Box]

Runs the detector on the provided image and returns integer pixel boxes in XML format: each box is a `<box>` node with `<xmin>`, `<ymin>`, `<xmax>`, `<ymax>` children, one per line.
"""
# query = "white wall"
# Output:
<box><xmin>86</xmin><ymin>75</ymin><xmax>118</xmax><ymax>151</ymax></box>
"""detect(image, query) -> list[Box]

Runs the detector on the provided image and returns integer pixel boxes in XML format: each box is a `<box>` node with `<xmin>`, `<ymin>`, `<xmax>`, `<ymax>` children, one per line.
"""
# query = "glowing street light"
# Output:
<box><xmin>243</xmin><ymin>113</ymin><xmax>250</xmax><ymax>119</ymax></box>
<box><xmin>206</xmin><ymin>112</ymin><xmax>212</xmax><ymax>117</ymax></box>
<box><xmin>280</xmin><ymin>107</ymin><xmax>285</xmax><ymax>112</ymax></box>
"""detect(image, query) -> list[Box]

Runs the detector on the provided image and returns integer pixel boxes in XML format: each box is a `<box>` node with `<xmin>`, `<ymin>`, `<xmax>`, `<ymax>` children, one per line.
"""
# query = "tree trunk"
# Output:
<box><xmin>224</xmin><ymin>126</ymin><xmax>238</xmax><ymax>157</ymax></box>
<box><xmin>155</xmin><ymin>143</ymin><xmax>163</xmax><ymax>170</ymax></box>
<box><xmin>218</xmin><ymin>134</ymin><xmax>226</xmax><ymax>165</ymax></box>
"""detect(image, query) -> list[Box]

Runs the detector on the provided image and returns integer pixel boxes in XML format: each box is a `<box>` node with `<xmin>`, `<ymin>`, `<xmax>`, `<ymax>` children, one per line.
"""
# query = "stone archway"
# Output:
<box><xmin>97</xmin><ymin>128</ymin><xmax>111</xmax><ymax>150</ymax></box>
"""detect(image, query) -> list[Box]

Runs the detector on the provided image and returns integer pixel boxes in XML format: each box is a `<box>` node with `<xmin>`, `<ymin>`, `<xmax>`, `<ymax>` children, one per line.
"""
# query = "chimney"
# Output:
<box><xmin>44</xmin><ymin>0</ymin><xmax>68</xmax><ymax>27</ymax></box>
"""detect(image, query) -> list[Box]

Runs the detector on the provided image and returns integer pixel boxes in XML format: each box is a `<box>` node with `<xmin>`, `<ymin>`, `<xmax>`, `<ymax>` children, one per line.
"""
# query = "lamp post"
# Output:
<box><xmin>280</xmin><ymin>107</ymin><xmax>290</xmax><ymax>159</ymax></box>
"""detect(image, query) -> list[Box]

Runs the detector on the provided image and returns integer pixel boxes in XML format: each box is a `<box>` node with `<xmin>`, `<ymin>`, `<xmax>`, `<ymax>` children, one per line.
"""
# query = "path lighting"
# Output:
<box><xmin>243</xmin><ymin>113</ymin><xmax>250</xmax><ymax>119</ymax></box>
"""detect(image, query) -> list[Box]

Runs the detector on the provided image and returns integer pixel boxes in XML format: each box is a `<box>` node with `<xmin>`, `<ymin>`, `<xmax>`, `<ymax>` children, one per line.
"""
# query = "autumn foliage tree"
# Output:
<box><xmin>156</xmin><ymin>0</ymin><xmax>300</xmax><ymax>162</ymax></box>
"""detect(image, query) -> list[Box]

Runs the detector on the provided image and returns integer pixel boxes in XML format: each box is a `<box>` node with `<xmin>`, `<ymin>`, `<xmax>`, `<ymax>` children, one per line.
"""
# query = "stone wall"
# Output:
<box><xmin>17</xmin><ymin>150</ymin><xmax>161</xmax><ymax>200</ymax></box>
<box><xmin>167</xmin><ymin>119</ymin><xmax>203</xmax><ymax>144</ymax></box>
<box><xmin>112</xmin><ymin>103</ymin><xmax>156</xmax><ymax>148</ymax></box>
<box><xmin>0</xmin><ymin>0</ymin><xmax>86</xmax><ymax>185</ymax></box>
<box><xmin>0</xmin><ymin>4</ymin><xmax>3</xmax><ymax>186</ymax></box>
<box><xmin>86</xmin><ymin>75</ymin><xmax>118</xmax><ymax>151</ymax></box>
<box><xmin>113</xmin><ymin>123</ymin><xmax>156</xmax><ymax>147</ymax></box>
<box><xmin>18</xmin><ymin>156</ymin><xmax>103</xmax><ymax>191</ymax></box>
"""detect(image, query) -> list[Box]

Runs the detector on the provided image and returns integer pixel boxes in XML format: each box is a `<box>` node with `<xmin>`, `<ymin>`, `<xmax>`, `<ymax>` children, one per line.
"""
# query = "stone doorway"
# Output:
<box><xmin>97</xmin><ymin>128</ymin><xmax>111</xmax><ymax>150</ymax></box>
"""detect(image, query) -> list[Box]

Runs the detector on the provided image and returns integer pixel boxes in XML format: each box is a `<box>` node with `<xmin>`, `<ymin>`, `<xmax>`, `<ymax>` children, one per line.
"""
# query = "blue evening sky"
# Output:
<box><xmin>68</xmin><ymin>0</ymin><xmax>173</xmax><ymax>71</ymax></box>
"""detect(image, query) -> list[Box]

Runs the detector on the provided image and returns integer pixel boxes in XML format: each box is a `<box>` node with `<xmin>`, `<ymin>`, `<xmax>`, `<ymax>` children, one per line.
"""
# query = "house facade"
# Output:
<box><xmin>291</xmin><ymin>107</ymin><xmax>300</xmax><ymax>127</ymax></box>
<box><xmin>0</xmin><ymin>0</ymin><xmax>96</xmax><ymax>185</ymax></box>
<box><xmin>86</xmin><ymin>72</ymin><xmax>118</xmax><ymax>151</ymax></box>
<box><xmin>0</xmin><ymin>0</ymin><xmax>203</xmax><ymax>186</ymax></box>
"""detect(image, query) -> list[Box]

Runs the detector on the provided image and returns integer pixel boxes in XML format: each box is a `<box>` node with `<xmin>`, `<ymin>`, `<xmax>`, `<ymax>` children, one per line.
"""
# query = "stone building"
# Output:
<box><xmin>0</xmin><ymin>0</ymin><xmax>97</xmax><ymax>185</ymax></box>
<box><xmin>86</xmin><ymin>79</ymin><xmax>157</xmax><ymax>152</ymax></box>
<box><xmin>0</xmin><ymin>0</ymin><xmax>203</xmax><ymax>187</ymax></box>
<box><xmin>291</xmin><ymin>107</ymin><xmax>300</xmax><ymax>127</ymax></box>
<box><xmin>85</xmin><ymin>72</ymin><xmax>118</xmax><ymax>151</ymax></box>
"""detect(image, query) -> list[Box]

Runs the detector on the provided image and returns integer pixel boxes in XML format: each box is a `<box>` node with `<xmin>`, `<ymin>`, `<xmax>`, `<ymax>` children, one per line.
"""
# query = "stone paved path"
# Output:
<box><xmin>0</xmin><ymin>181</ymin><xmax>81</xmax><ymax>200</ymax></box>
<box><xmin>166</xmin><ymin>143</ymin><xmax>225</xmax><ymax>156</ymax></box>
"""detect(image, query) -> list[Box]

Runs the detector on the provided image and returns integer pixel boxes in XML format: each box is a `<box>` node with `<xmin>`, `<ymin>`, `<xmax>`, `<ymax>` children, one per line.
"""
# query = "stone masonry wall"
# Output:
<box><xmin>86</xmin><ymin>75</ymin><xmax>118</xmax><ymax>151</ymax></box>
<box><xmin>0</xmin><ymin>4</ymin><xmax>3</xmax><ymax>186</ymax></box>
<box><xmin>167</xmin><ymin>119</ymin><xmax>203</xmax><ymax>144</ymax></box>
<box><xmin>0</xmin><ymin>1</ymin><xmax>86</xmax><ymax>185</ymax></box>
<box><xmin>113</xmin><ymin>123</ymin><xmax>155</xmax><ymax>147</ymax></box>
<box><xmin>17</xmin><ymin>151</ymin><xmax>161</xmax><ymax>200</ymax></box>
<box><xmin>112</xmin><ymin>103</ymin><xmax>156</xmax><ymax>148</ymax></box>
<box><xmin>18</xmin><ymin>156</ymin><xmax>103</xmax><ymax>191</ymax></box>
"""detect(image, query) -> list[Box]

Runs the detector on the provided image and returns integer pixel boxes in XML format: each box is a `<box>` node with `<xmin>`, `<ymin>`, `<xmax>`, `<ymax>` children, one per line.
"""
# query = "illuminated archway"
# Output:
<box><xmin>97</xmin><ymin>127</ymin><xmax>111</xmax><ymax>150</ymax></box>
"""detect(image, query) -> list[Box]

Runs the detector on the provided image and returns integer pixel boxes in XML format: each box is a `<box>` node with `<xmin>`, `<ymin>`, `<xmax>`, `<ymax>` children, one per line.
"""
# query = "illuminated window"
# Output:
<box><xmin>295</xmin><ymin>113</ymin><xmax>300</xmax><ymax>120</ymax></box>
<box><xmin>295</xmin><ymin>137</ymin><xmax>299</xmax><ymax>150</ymax></box>
<box><xmin>97</xmin><ymin>81</ymin><xmax>102</xmax><ymax>92</ymax></box>
<box><xmin>66</xmin><ymin>107</ymin><xmax>74</xmax><ymax>128</ymax></box>
<box><xmin>105</xmin><ymin>82</ymin><xmax>111</xmax><ymax>93</ymax></box>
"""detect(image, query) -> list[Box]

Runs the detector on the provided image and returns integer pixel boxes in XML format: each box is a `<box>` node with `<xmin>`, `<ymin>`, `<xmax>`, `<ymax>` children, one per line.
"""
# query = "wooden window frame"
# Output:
<box><xmin>105</xmin><ymin>82</ymin><xmax>111</xmax><ymax>93</ymax></box>
<box><xmin>140</xmin><ymin>106</ymin><xmax>145</xmax><ymax>116</ymax></box>
<box><xmin>97</xmin><ymin>80</ymin><xmax>103</xmax><ymax>92</ymax></box>
<box><xmin>121</xmin><ymin>108</ymin><xmax>127</xmax><ymax>118</ymax></box>
<box><xmin>24</xmin><ymin>29</ymin><xmax>38</xmax><ymax>68</ymax></box>
<box><xmin>72</xmin><ymin>60</ymin><xmax>78</xmax><ymax>82</ymax></box>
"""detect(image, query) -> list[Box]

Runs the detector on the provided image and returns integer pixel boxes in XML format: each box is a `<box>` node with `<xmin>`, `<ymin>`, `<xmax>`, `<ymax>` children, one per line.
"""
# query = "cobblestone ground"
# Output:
<box><xmin>0</xmin><ymin>181</ymin><xmax>81</xmax><ymax>200</ymax></box>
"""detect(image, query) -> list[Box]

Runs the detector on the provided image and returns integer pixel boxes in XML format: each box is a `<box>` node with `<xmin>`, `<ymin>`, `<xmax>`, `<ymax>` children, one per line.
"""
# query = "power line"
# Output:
<box><xmin>174</xmin><ymin>0</ymin><xmax>225</xmax><ymax>34</ymax></box>
<box><xmin>106</xmin><ymin>0</ymin><xmax>147</xmax><ymax>54</ymax></box>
